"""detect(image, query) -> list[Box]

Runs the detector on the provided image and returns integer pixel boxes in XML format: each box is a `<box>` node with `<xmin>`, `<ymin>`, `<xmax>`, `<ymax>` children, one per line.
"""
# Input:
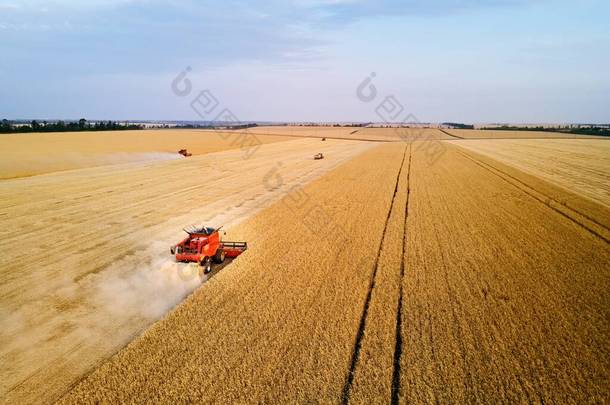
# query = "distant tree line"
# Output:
<box><xmin>218</xmin><ymin>123</ymin><xmax>259</xmax><ymax>130</ymax></box>
<box><xmin>481</xmin><ymin>125</ymin><xmax>610</xmax><ymax>137</ymax></box>
<box><xmin>442</xmin><ymin>122</ymin><xmax>474</xmax><ymax>129</ymax></box>
<box><xmin>295</xmin><ymin>123</ymin><xmax>371</xmax><ymax>127</ymax></box>
<box><xmin>175</xmin><ymin>124</ymin><xmax>215</xmax><ymax>129</ymax></box>
<box><xmin>0</xmin><ymin>119</ymin><xmax>142</xmax><ymax>134</ymax></box>
<box><xmin>175</xmin><ymin>123</ymin><xmax>258</xmax><ymax>130</ymax></box>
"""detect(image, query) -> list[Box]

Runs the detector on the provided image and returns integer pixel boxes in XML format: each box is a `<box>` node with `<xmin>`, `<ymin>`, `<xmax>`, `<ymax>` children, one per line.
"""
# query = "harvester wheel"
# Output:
<box><xmin>213</xmin><ymin>249</ymin><xmax>226</xmax><ymax>264</ymax></box>
<box><xmin>201</xmin><ymin>257</ymin><xmax>212</xmax><ymax>274</ymax></box>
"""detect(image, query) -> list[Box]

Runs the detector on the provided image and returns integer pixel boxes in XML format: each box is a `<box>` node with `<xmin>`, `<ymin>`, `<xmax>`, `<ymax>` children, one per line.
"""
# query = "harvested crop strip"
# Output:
<box><xmin>0</xmin><ymin>129</ymin><xmax>293</xmax><ymax>179</ymax></box>
<box><xmin>398</xmin><ymin>144</ymin><xmax>610</xmax><ymax>403</ymax></box>
<box><xmin>60</xmin><ymin>144</ymin><xmax>406</xmax><ymax>403</ymax></box>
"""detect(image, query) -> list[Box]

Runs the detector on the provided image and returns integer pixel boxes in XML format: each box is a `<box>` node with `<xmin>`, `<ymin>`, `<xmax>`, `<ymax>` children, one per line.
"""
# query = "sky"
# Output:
<box><xmin>0</xmin><ymin>0</ymin><xmax>609</xmax><ymax>123</ymax></box>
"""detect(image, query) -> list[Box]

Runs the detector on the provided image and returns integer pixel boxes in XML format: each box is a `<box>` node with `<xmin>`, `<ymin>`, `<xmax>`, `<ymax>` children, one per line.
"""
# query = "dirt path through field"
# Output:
<box><xmin>0</xmin><ymin>138</ymin><xmax>374</xmax><ymax>404</ymax></box>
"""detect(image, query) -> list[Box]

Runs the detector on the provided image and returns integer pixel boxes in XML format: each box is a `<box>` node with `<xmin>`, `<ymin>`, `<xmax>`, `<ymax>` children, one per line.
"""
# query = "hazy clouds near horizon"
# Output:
<box><xmin>0</xmin><ymin>0</ymin><xmax>608</xmax><ymax>123</ymax></box>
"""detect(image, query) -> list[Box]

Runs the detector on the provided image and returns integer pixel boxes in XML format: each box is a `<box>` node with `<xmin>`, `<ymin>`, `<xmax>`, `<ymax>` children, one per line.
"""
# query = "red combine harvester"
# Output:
<box><xmin>178</xmin><ymin>149</ymin><xmax>192</xmax><ymax>157</ymax></box>
<box><xmin>170</xmin><ymin>226</ymin><xmax>247</xmax><ymax>274</ymax></box>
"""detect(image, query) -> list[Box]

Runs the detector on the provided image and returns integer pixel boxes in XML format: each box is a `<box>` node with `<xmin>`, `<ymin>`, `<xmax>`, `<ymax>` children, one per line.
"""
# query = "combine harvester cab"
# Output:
<box><xmin>170</xmin><ymin>226</ymin><xmax>247</xmax><ymax>274</ymax></box>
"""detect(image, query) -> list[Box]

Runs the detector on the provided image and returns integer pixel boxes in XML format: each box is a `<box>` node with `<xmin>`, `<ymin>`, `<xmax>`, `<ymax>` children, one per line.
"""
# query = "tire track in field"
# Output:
<box><xmin>455</xmin><ymin>148</ymin><xmax>610</xmax><ymax>244</ymax></box>
<box><xmin>342</xmin><ymin>144</ymin><xmax>409</xmax><ymax>404</ymax></box>
<box><xmin>390</xmin><ymin>143</ymin><xmax>413</xmax><ymax>404</ymax></box>
<box><xmin>438</xmin><ymin>129</ymin><xmax>465</xmax><ymax>139</ymax></box>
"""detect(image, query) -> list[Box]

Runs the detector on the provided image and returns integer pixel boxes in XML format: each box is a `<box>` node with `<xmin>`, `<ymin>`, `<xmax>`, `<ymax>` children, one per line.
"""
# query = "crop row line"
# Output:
<box><xmin>341</xmin><ymin>144</ymin><xmax>409</xmax><ymax>404</ymax></box>
<box><xmin>391</xmin><ymin>143</ymin><xmax>413</xmax><ymax>403</ymax></box>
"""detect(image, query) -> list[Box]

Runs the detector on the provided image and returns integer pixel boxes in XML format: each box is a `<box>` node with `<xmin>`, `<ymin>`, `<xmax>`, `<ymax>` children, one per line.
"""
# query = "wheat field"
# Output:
<box><xmin>216</xmin><ymin>126</ymin><xmax>604</xmax><ymax>142</ymax></box>
<box><xmin>0</xmin><ymin>129</ymin><xmax>292</xmax><ymax>179</ymax></box>
<box><xmin>451</xmin><ymin>138</ymin><xmax>610</xmax><ymax>206</ymax></box>
<box><xmin>59</xmin><ymin>143</ymin><xmax>405</xmax><ymax>403</ymax></box>
<box><xmin>397</xmin><ymin>144</ymin><xmax>609</xmax><ymax>403</ymax></box>
<box><xmin>445</xmin><ymin>128</ymin><xmax>606</xmax><ymax>139</ymax></box>
<box><xmin>216</xmin><ymin>126</ymin><xmax>452</xmax><ymax>142</ymax></box>
<box><xmin>347</xmin><ymin>143</ymin><xmax>411</xmax><ymax>404</ymax></box>
<box><xmin>3</xmin><ymin>0</ymin><xmax>608</xmax><ymax>401</ymax></box>
<box><xmin>2</xmin><ymin>127</ymin><xmax>609</xmax><ymax>404</ymax></box>
<box><xmin>0</xmin><ymin>137</ymin><xmax>373</xmax><ymax>404</ymax></box>
<box><xmin>244</xmin><ymin>125</ymin><xmax>358</xmax><ymax>138</ymax></box>
<box><xmin>56</xmin><ymin>140</ymin><xmax>610</xmax><ymax>403</ymax></box>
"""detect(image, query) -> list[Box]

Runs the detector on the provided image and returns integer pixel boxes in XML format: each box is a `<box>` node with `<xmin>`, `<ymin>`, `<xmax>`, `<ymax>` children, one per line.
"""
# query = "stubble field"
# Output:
<box><xmin>0</xmin><ymin>129</ymin><xmax>292</xmax><ymax>179</ymax></box>
<box><xmin>1</xmin><ymin>128</ymin><xmax>608</xmax><ymax>404</ymax></box>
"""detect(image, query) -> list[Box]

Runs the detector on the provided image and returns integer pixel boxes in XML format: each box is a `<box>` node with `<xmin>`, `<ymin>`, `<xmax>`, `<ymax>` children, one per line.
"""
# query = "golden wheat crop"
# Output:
<box><xmin>0</xmin><ymin>137</ymin><xmax>373</xmax><ymax>405</ymax></box>
<box><xmin>245</xmin><ymin>125</ymin><xmax>358</xmax><ymax>138</ymax></box>
<box><xmin>6</xmin><ymin>133</ymin><xmax>609</xmax><ymax>404</ymax></box>
<box><xmin>346</xmin><ymin>143</ymin><xmax>410</xmax><ymax>403</ymax></box>
<box><xmin>58</xmin><ymin>143</ymin><xmax>406</xmax><ymax>404</ymax></box>
<box><xmin>396</xmin><ymin>144</ymin><xmax>610</xmax><ymax>403</ymax></box>
<box><xmin>0</xmin><ymin>129</ymin><xmax>292</xmax><ymax>179</ymax></box>
<box><xmin>217</xmin><ymin>126</ymin><xmax>453</xmax><ymax>142</ymax></box>
<box><xmin>445</xmin><ymin>128</ymin><xmax>605</xmax><ymax>139</ymax></box>
<box><xmin>56</xmin><ymin>141</ymin><xmax>610</xmax><ymax>404</ymax></box>
<box><xmin>354</xmin><ymin>127</ymin><xmax>455</xmax><ymax>141</ymax></box>
<box><xmin>451</xmin><ymin>138</ymin><xmax>610</xmax><ymax>207</ymax></box>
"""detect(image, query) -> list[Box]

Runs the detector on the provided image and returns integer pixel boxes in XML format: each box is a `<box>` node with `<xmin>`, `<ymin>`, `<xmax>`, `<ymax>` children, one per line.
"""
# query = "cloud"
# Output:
<box><xmin>294</xmin><ymin>0</ymin><xmax>361</xmax><ymax>6</ymax></box>
<box><xmin>2</xmin><ymin>0</ymin><xmax>142</xmax><ymax>9</ymax></box>
<box><xmin>296</xmin><ymin>0</ymin><xmax>538</xmax><ymax>17</ymax></box>
<box><xmin>0</xmin><ymin>0</ymin><xmax>538</xmax><ymax>78</ymax></box>
<box><xmin>7</xmin><ymin>0</ymin><xmax>598</xmax><ymax>123</ymax></box>
<box><xmin>0</xmin><ymin>1</ymin><xmax>331</xmax><ymax>77</ymax></box>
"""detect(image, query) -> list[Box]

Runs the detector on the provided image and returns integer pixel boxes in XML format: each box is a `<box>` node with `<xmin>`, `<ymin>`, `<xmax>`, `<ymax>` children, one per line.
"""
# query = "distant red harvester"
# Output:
<box><xmin>170</xmin><ymin>226</ymin><xmax>247</xmax><ymax>273</ymax></box>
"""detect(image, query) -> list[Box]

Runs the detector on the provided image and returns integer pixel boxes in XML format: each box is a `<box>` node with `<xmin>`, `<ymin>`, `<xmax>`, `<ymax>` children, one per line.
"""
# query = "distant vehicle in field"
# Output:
<box><xmin>314</xmin><ymin>153</ymin><xmax>324</xmax><ymax>160</ymax></box>
<box><xmin>178</xmin><ymin>149</ymin><xmax>192</xmax><ymax>157</ymax></box>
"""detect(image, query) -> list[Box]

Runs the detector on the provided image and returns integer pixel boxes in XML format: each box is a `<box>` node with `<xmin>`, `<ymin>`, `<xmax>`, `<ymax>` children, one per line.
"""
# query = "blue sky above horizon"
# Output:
<box><xmin>1</xmin><ymin>0</ymin><xmax>609</xmax><ymax>123</ymax></box>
